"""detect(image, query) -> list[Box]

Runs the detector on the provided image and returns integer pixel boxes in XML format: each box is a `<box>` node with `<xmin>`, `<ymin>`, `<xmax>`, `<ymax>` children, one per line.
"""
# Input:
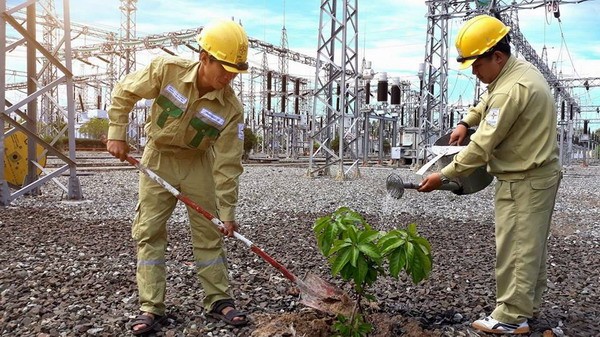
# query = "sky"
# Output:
<box><xmin>5</xmin><ymin>0</ymin><xmax>600</xmax><ymax>130</ymax></box>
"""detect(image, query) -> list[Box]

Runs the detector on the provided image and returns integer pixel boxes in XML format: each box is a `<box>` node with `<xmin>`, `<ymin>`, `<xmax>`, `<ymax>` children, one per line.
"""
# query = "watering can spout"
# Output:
<box><xmin>386</xmin><ymin>129</ymin><xmax>493</xmax><ymax>199</ymax></box>
<box><xmin>386</xmin><ymin>173</ymin><xmax>461</xmax><ymax>199</ymax></box>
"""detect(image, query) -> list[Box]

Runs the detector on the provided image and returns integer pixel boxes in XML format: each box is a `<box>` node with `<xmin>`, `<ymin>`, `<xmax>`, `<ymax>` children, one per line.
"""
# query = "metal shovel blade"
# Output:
<box><xmin>297</xmin><ymin>272</ymin><xmax>353</xmax><ymax>316</ymax></box>
<box><xmin>247</xmin><ymin>243</ymin><xmax>353</xmax><ymax>316</ymax></box>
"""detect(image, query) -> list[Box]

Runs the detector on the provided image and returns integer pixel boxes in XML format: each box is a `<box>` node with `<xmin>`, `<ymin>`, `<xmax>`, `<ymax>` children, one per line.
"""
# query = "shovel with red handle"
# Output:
<box><xmin>110</xmin><ymin>146</ymin><xmax>351</xmax><ymax>315</ymax></box>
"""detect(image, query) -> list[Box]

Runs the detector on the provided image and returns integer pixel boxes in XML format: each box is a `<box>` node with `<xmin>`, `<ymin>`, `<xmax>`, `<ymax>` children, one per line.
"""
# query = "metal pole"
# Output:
<box><xmin>25</xmin><ymin>3</ymin><xmax>40</xmax><ymax>194</ymax></box>
<box><xmin>0</xmin><ymin>0</ymin><xmax>9</xmax><ymax>205</ymax></box>
<box><xmin>559</xmin><ymin>122</ymin><xmax>565</xmax><ymax>166</ymax></box>
<box><xmin>63</xmin><ymin>0</ymin><xmax>83</xmax><ymax>199</ymax></box>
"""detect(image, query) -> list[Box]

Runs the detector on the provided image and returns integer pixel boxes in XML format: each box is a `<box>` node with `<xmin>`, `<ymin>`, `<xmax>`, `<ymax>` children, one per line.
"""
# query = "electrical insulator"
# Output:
<box><xmin>281</xmin><ymin>75</ymin><xmax>287</xmax><ymax>113</ymax></box>
<box><xmin>365</xmin><ymin>82</ymin><xmax>371</xmax><ymax>105</ymax></box>
<box><xmin>548</xmin><ymin>0</ymin><xmax>560</xmax><ymax>18</ymax></box>
<box><xmin>390</xmin><ymin>77</ymin><xmax>400</xmax><ymax>105</ymax></box>
<box><xmin>569</xmin><ymin>103</ymin><xmax>573</xmax><ymax>120</ymax></box>
<box><xmin>336</xmin><ymin>84</ymin><xmax>340</xmax><ymax>110</ymax></box>
<box><xmin>267</xmin><ymin>71</ymin><xmax>272</xmax><ymax>91</ymax></box>
<box><xmin>281</xmin><ymin>75</ymin><xmax>287</xmax><ymax>93</ymax></box>
<box><xmin>560</xmin><ymin>101</ymin><xmax>565</xmax><ymax>121</ymax></box>
<box><xmin>267</xmin><ymin>71</ymin><xmax>272</xmax><ymax>111</ymax></box>
<box><xmin>294</xmin><ymin>79</ymin><xmax>300</xmax><ymax>115</ymax></box>
<box><xmin>377</xmin><ymin>72</ymin><xmax>388</xmax><ymax>102</ymax></box>
<box><xmin>584</xmin><ymin>120</ymin><xmax>589</xmax><ymax>134</ymax></box>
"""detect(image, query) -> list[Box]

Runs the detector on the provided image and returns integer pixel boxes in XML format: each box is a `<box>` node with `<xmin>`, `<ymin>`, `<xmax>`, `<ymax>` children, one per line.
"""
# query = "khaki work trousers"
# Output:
<box><xmin>132</xmin><ymin>146</ymin><xmax>231</xmax><ymax>316</ymax></box>
<box><xmin>491</xmin><ymin>171</ymin><xmax>561</xmax><ymax>324</ymax></box>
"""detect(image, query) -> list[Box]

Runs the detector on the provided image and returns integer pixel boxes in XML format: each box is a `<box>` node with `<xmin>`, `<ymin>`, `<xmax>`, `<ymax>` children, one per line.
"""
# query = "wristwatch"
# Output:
<box><xmin>440</xmin><ymin>174</ymin><xmax>451</xmax><ymax>185</ymax></box>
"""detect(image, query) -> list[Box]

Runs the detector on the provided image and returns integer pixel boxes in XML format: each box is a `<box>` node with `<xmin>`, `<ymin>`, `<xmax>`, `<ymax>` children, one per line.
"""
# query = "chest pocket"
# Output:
<box><xmin>155</xmin><ymin>95</ymin><xmax>184</xmax><ymax>127</ymax></box>
<box><xmin>188</xmin><ymin>118</ymin><xmax>220</xmax><ymax>148</ymax></box>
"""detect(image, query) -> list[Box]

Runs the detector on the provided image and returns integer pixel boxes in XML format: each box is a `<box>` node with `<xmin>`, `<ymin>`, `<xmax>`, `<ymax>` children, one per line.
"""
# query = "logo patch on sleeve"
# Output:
<box><xmin>486</xmin><ymin>108</ymin><xmax>500</xmax><ymax>128</ymax></box>
<box><xmin>238</xmin><ymin>123</ymin><xmax>245</xmax><ymax>140</ymax></box>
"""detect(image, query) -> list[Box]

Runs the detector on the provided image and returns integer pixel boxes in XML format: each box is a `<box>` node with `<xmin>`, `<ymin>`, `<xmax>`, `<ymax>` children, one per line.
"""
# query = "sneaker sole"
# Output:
<box><xmin>471</xmin><ymin>321</ymin><xmax>530</xmax><ymax>334</ymax></box>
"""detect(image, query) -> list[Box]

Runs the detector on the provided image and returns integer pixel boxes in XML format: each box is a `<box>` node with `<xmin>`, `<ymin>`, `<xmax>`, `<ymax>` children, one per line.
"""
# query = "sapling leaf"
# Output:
<box><xmin>357</xmin><ymin>242</ymin><xmax>381</xmax><ymax>260</ymax></box>
<box><xmin>320</xmin><ymin>224</ymin><xmax>338</xmax><ymax>255</ymax></box>
<box><xmin>358</xmin><ymin>322</ymin><xmax>373</xmax><ymax>334</ymax></box>
<box><xmin>340</xmin><ymin>260</ymin><xmax>356</xmax><ymax>281</ymax></box>
<box><xmin>405</xmin><ymin>241</ymin><xmax>415</xmax><ymax>268</ymax></box>
<box><xmin>313</xmin><ymin>215</ymin><xmax>330</xmax><ymax>232</ymax></box>
<box><xmin>365</xmin><ymin>267</ymin><xmax>378</xmax><ymax>285</ymax></box>
<box><xmin>354</xmin><ymin>255</ymin><xmax>368</xmax><ymax>287</ymax></box>
<box><xmin>379</xmin><ymin>233</ymin><xmax>405</xmax><ymax>255</ymax></box>
<box><xmin>376</xmin><ymin>232</ymin><xmax>396</xmax><ymax>246</ymax></box>
<box><xmin>388</xmin><ymin>247</ymin><xmax>406</xmax><ymax>278</ymax></box>
<box><xmin>407</xmin><ymin>222</ymin><xmax>418</xmax><ymax>235</ymax></box>
<box><xmin>328</xmin><ymin>238</ymin><xmax>352</xmax><ymax>256</ymax></box>
<box><xmin>347</xmin><ymin>225</ymin><xmax>359</xmax><ymax>243</ymax></box>
<box><xmin>332</xmin><ymin>246</ymin><xmax>353</xmax><ymax>276</ymax></box>
<box><xmin>414</xmin><ymin>236</ymin><xmax>432</xmax><ymax>254</ymax></box>
<box><xmin>357</xmin><ymin>229</ymin><xmax>380</xmax><ymax>244</ymax></box>
<box><xmin>409</xmin><ymin>246</ymin><xmax>432</xmax><ymax>283</ymax></box>
<box><xmin>350</xmin><ymin>245</ymin><xmax>359</xmax><ymax>267</ymax></box>
<box><xmin>335</xmin><ymin>218</ymin><xmax>348</xmax><ymax>232</ymax></box>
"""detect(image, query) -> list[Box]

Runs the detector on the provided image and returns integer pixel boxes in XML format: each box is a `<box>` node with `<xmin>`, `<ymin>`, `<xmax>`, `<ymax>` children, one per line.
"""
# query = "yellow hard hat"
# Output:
<box><xmin>455</xmin><ymin>14</ymin><xmax>510</xmax><ymax>70</ymax></box>
<box><xmin>197</xmin><ymin>20</ymin><xmax>249</xmax><ymax>73</ymax></box>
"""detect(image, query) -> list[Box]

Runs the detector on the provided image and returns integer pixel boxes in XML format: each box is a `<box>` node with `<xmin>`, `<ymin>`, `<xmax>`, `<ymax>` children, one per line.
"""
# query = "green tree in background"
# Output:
<box><xmin>79</xmin><ymin>118</ymin><xmax>109</xmax><ymax>139</ymax></box>
<box><xmin>243</xmin><ymin>127</ymin><xmax>257</xmax><ymax>160</ymax></box>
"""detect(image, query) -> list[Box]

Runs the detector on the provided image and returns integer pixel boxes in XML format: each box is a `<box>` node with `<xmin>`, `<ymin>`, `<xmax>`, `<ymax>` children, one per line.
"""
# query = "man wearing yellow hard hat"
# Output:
<box><xmin>418</xmin><ymin>14</ymin><xmax>561</xmax><ymax>334</ymax></box>
<box><xmin>106</xmin><ymin>19</ymin><xmax>250</xmax><ymax>334</ymax></box>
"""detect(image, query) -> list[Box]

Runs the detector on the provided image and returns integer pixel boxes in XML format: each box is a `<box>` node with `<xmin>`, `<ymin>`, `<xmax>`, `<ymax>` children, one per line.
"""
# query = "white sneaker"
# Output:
<box><xmin>471</xmin><ymin>315</ymin><xmax>530</xmax><ymax>334</ymax></box>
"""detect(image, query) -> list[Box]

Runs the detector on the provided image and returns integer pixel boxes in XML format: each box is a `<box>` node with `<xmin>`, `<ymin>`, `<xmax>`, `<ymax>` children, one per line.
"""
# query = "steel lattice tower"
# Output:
<box><xmin>119</xmin><ymin>0</ymin><xmax>137</xmax><ymax>79</ymax></box>
<box><xmin>39</xmin><ymin>0</ymin><xmax>60</xmax><ymax>139</ymax></box>
<box><xmin>417</xmin><ymin>0</ymin><xmax>451</xmax><ymax>165</ymax></box>
<box><xmin>308</xmin><ymin>0</ymin><xmax>360</xmax><ymax>179</ymax></box>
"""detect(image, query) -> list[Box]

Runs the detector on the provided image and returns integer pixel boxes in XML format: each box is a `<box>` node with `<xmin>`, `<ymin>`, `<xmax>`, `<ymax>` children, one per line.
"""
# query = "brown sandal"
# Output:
<box><xmin>130</xmin><ymin>313</ymin><xmax>165</xmax><ymax>335</ymax></box>
<box><xmin>207</xmin><ymin>299</ymin><xmax>249</xmax><ymax>327</ymax></box>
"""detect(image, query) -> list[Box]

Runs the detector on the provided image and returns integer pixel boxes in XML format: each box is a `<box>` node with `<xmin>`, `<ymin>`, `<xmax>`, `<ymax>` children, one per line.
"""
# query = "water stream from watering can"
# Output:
<box><xmin>380</xmin><ymin>193</ymin><xmax>398</xmax><ymax>228</ymax></box>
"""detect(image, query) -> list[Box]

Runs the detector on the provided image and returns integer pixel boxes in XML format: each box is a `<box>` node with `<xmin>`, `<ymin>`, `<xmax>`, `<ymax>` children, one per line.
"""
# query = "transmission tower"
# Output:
<box><xmin>417</xmin><ymin>0</ymin><xmax>451</xmax><ymax>166</ymax></box>
<box><xmin>39</xmin><ymin>0</ymin><xmax>60</xmax><ymax>139</ymax></box>
<box><xmin>308</xmin><ymin>0</ymin><xmax>360</xmax><ymax>179</ymax></box>
<box><xmin>119</xmin><ymin>0</ymin><xmax>137</xmax><ymax>79</ymax></box>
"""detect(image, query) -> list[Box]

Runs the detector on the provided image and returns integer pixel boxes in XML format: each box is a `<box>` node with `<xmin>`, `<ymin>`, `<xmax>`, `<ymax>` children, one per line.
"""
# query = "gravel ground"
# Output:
<box><xmin>1</xmin><ymin>158</ymin><xmax>599</xmax><ymax>337</ymax></box>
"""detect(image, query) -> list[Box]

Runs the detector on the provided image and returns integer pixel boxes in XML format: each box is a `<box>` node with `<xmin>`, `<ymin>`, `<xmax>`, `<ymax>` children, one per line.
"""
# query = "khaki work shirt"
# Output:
<box><xmin>442</xmin><ymin>56</ymin><xmax>560</xmax><ymax>180</ymax></box>
<box><xmin>107</xmin><ymin>56</ymin><xmax>244</xmax><ymax>220</ymax></box>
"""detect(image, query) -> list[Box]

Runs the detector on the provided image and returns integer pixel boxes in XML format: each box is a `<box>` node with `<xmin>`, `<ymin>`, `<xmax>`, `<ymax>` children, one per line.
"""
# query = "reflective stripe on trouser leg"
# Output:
<box><xmin>133</xmin><ymin>149</ymin><xmax>179</xmax><ymax>316</ymax></box>
<box><xmin>492</xmin><ymin>174</ymin><xmax>560</xmax><ymax>324</ymax></box>
<box><xmin>190</xmin><ymin>217</ymin><xmax>231</xmax><ymax>310</ymax></box>
<box><xmin>180</xmin><ymin>151</ymin><xmax>232</xmax><ymax>310</ymax></box>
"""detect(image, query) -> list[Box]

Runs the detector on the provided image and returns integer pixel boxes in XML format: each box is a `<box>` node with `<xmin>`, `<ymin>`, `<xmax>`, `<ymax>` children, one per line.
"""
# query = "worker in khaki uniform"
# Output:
<box><xmin>418</xmin><ymin>15</ymin><xmax>561</xmax><ymax>334</ymax></box>
<box><xmin>106</xmin><ymin>20</ymin><xmax>250</xmax><ymax>335</ymax></box>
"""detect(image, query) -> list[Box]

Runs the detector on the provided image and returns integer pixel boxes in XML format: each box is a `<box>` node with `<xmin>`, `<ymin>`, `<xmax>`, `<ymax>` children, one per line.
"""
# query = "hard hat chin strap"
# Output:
<box><xmin>456</xmin><ymin>47</ymin><xmax>495</xmax><ymax>63</ymax></box>
<box><xmin>207</xmin><ymin>54</ymin><xmax>249</xmax><ymax>71</ymax></box>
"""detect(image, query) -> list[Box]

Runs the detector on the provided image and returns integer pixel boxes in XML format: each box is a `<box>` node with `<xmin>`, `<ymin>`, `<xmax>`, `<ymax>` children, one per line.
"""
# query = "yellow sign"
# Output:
<box><xmin>3</xmin><ymin>131</ymin><xmax>47</xmax><ymax>187</ymax></box>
